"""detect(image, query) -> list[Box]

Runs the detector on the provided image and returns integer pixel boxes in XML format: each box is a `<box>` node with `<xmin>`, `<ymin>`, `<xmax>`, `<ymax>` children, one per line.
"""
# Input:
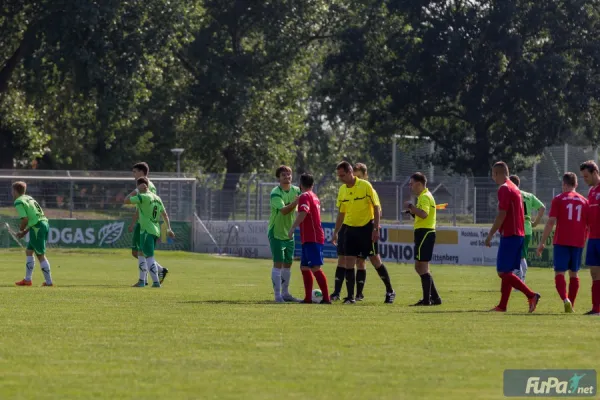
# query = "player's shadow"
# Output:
<box><xmin>180</xmin><ymin>300</ymin><xmax>284</xmax><ymax>305</ymax></box>
<box><xmin>56</xmin><ymin>284</ymin><xmax>128</xmax><ymax>288</ymax></box>
<box><xmin>411</xmin><ymin>309</ymin><xmax>486</xmax><ymax>314</ymax></box>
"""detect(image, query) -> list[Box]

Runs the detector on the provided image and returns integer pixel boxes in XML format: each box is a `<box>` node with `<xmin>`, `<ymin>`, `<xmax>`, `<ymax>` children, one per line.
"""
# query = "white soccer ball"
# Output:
<box><xmin>312</xmin><ymin>289</ymin><xmax>323</xmax><ymax>303</ymax></box>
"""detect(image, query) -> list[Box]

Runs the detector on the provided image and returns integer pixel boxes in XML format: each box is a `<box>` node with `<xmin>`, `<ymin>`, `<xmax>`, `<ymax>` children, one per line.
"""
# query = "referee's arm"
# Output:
<box><xmin>333</xmin><ymin>211</ymin><xmax>345</xmax><ymax>245</ymax></box>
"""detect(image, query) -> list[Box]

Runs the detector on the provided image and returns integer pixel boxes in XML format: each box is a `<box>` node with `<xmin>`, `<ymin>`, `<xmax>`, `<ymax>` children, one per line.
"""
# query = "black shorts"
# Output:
<box><xmin>341</xmin><ymin>222</ymin><xmax>377</xmax><ymax>259</ymax></box>
<box><xmin>336</xmin><ymin>225</ymin><xmax>347</xmax><ymax>257</ymax></box>
<box><xmin>414</xmin><ymin>228</ymin><xmax>436</xmax><ymax>262</ymax></box>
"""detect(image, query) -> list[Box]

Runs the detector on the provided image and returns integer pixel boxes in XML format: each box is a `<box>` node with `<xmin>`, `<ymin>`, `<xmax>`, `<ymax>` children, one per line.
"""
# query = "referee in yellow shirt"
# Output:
<box><xmin>404</xmin><ymin>172</ymin><xmax>442</xmax><ymax>306</ymax></box>
<box><xmin>332</xmin><ymin>161</ymin><xmax>393</xmax><ymax>304</ymax></box>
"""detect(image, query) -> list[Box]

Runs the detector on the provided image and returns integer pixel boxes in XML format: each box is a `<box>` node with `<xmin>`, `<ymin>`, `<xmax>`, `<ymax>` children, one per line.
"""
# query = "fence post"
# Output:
<box><xmin>473</xmin><ymin>186</ymin><xmax>477</xmax><ymax>224</ymax></box>
<box><xmin>399</xmin><ymin>183</ymin><xmax>404</xmax><ymax>224</ymax></box>
<box><xmin>259</xmin><ymin>182</ymin><xmax>263</xmax><ymax>220</ymax></box>
<box><xmin>532</xmin><ymin>162</ymin><xmax>538</xmax><ymax>195</ymax></box>
<box><xmin>255</xmin><ymin>181</ymin><xmax>260</xmax><ymax>220</ymax></box>
<box><xmin>191</xmin><ymin>179</ymin><xmax>197</xmax><ymax>248</ymax></box>
<box><xmin>452</xmin><ymin>186</ymin><xmax>457</xmax><ymax>226</ymax></box>
<box><xmin>464</xmin><ymin>177</ymin><xmax>469</xmax><ymax>214</ymax></box>
<box><xmin>395</xmin><ymin>184</ymin><xmax>399</xmax><ymax>221</ymax></box>
<box><xmin>246</xmin><ymin>174</ymin><xmax>256</xmax><ymax>221</ymax></box>
<box><xmin>68</xmin><ymin>171</ymin><xmax>74</xmax><ymax>219</ymax></box>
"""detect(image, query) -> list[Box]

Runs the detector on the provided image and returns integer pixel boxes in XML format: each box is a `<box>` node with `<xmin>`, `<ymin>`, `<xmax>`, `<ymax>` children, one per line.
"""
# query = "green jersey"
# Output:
<box><xmin>520</xmin><ymin>190</ymin><xmax>544</xmax><ymax>235</ymax></box>
<box><xmin>14</xmin><ymin>195</ymin><xmax>48</xmax><ymax>228</ymax></box>
<box><xmin>148</xmin><ymin>179</ymin><xmax>157</xmax><ymax>194</ymax></box>
<box><xmin>268</xmin><ymin>185</ymin><xmax>301</xmax><ymax>240</ymax></box>
<box><xmin>130</xmin><ymin>191</ymin><xmax>165</xmax><ymax>237</ymax></box>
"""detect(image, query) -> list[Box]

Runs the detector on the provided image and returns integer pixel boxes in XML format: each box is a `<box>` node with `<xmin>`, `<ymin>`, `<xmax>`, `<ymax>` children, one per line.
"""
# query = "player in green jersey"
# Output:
<box><xmin>509</xmin><ymin>175</ymin><xmax>546</xmax><ymax>283</ymax></box>
<box><xmin>125</xmin><ymin>177</ymin><xmax>175</xmax><ymax>287</ymax></box>
<box><xmin>268</xmin><ymin>165</ymin><xmax>302</xmax><ymax>303</ymax></box>
<box><xmin>12</xmin><ymin>181</ymin><xmax>54</xmax><ymax>286</ymax></box>
<box><xmin>129</xmin><ymin>162</ymin><xmax>168</xmax><ymax>284</ymax></box>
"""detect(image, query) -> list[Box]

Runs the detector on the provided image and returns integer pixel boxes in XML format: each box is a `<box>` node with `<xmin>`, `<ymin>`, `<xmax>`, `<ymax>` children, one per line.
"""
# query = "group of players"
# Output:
<box><xmin>268</xmin><ymin>160</ymin><xmax>600</xmax><ymax>315</ymax></box>
<box><xmin>10</xmin><ymin>162</ymin><xmax>175</xmax><ymax>288</ymax></box>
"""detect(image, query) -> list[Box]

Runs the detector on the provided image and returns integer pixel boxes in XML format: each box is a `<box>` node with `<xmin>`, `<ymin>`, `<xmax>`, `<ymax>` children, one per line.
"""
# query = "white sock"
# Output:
<box><xmin>520</xmin><ymin>259</ymin><xmax>528</xmax><ymax>282</ymax></box>
<box><xmin>271</xmin><ymin>268</ymin><xmax>282</xmax><ymax>298</ymax></box>
<box><xmin>147</xmin><ymin>256</ymin><xmax>159</xmax><ymax>283</ymax></box>
<box><xmin>25</xmin><ymin>256</ymin><xmax>35</xmax><ymax>281</ymax></box>
<box><xmin>138</xmin><ymin>256</ymin><xmax>147</xmax><ymax>281</ymax></box>
<box><xmin>40</xmin><ymin>260</ymin><xmax>52</xmax><ymax>284</ymax></box>
<box><xmin>281</xmin><ymin>268</ymin><xmax>291</xmax><ymax>296</ymax></box>
<box><xmin>155</xmin><ymin>261</ymin><xmax>164</xmax><ymax>273</ymax></box>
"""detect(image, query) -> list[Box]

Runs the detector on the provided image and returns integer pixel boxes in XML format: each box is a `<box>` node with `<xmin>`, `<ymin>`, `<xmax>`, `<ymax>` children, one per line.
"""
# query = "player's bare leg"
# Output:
<box><xmin>369</xmin><ymin>254</ymin><xmax>396</xmax><ymax>303</ymax></box>
<box><xmin>343</xmin><ymin>256</ymin><xmax>357</xmax><ymax>304</ymax></box>
<box><xmin>331</xmin><ymin>255</ymin><xmax>346</xmax><ymax>301</ymax></box>
<box><xmin>355</xmin><ymin>258</ymin><xmax>367</xmax><ymax>301</ymax></box>
<box><xmin>554</xmin><ymin>271</ymin><xmax>574</xmax><ymax>313</ymax></box>
<box><xmin>586</xmin><ymin>266</ymin><xmax>600</xmax><ymax>315</ymax></box>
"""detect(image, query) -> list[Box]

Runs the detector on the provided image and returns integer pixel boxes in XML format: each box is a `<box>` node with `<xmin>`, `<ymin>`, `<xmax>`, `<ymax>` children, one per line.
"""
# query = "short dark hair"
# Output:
<box><xmin>275</xmin><ymin>165</ymin><xmax>292</xmax><ymax>178</ymax></box>
<box><xmin>410</xmin><ymin>172</ymin><xmax>427</xmax><ymax>186</ymax></box>
<box><xmin>354</xmin><ymin>163</ymin><xmax>367</xmax><ymax>175</ymax></box>
<box><xmin>509</xmin><ymin>175</ymin><xmax>520</xmax><ymax>187</ymax></box>
<box><xmin>563</xmin><ymin>172</ymin><xmax>577</xmax><ymax>187</ymax></box>
<box><xmin>133</xmin><ymin>162</ymin><xmax>150</xmax><ymax>175</ymax></box>
<box><xmin>300</xmin><ymin>173</ymin><xmax>314</xmax><ymax>189</ymax></box>
<box><xmin>136</xmin><ymin>177</ymin><xmax>149</xmax><ymax>186</ymax></box>
<box><xmin>336</xmin><ymin>161</ymin><xmax>352</xmax><ymax>173</ymax></box>
<box><xmin>12</xmin><ymin>181</ymin><xmax>27</xmax><ymax>196</ymax></box>
<box><xmin>580</xmin><ymin>160</ymin><xmax>599</xmax><ymax>174</ymax></box>
<box><xmin>493</xmin><ymin>161</ymin><xmax>509</xmax><ymax>175</ymax></box>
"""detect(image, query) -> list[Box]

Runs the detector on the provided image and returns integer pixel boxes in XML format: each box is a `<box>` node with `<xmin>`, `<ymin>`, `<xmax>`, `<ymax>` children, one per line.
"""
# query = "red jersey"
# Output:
<box><xmin>298</xmin><ymin>191</ymin><xmax>325</xmax><ymax>244</ymax></box>
<box><xmin>587</xmin><ymin>185</ymin><xmax>600</xmax><ymax>239</ymax></box>
<box><xmin>498</xmin><ymin>179</ymin><xmax>525</xmax><ymax>237</ymax></box>
<box><xmin>549</xmin><ymin>191</ymin><xmax>589</xmax><ymax>247</ymax></box>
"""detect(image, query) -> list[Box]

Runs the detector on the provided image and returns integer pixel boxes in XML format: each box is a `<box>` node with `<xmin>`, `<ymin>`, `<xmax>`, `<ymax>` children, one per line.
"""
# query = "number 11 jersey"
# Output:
<box><xmin>549</xmin><ymin>191</ymin><xmax>589</xmax><ymax>248</ymax></box>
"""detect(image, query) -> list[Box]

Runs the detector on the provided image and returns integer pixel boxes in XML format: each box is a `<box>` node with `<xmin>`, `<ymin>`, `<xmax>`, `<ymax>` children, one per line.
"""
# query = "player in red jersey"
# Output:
<box><xmin>579</xmin><ymin>160</ymin><xmax>600</xmax><ymax>315</ymax></box>
<box><xmin>537</xmin><ymin>173</ymin><xmax>588</xmax><ymax>313</ymax></box>
<box><xmin>485</xmin><ymin>162</ymin><xmax>541</xmax><ymax>312</ymax></box>
<box><xmin>288</xmin><ymin>173</ymin><xmax>331</xmax><ymax>304</ymax></box>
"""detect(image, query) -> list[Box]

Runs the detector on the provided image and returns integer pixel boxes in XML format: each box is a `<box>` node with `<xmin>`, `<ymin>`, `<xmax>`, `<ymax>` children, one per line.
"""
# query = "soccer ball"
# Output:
<box><xmin>311</xmin><ymin>289</ymin><xmax>323</xmax><ymax>303</ymax></box>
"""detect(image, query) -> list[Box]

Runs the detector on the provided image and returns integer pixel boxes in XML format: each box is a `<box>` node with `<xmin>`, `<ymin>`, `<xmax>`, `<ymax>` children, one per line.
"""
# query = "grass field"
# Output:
<box><xmin>0</xmin><ymin>249</ymin><xmax>598</xmax><ymax>400</ymax></box>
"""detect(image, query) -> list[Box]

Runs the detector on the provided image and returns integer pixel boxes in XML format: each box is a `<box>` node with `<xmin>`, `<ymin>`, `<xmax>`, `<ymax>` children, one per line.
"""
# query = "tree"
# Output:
<box><xmin>320</xmin><ymin>0</ymin><xmax>600</xmax><ymax>176</ymax></box>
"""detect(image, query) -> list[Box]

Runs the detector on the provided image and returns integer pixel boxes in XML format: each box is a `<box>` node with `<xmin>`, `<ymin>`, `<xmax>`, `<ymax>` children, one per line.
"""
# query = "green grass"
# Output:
<box><xmin>0</xmin><ymin>249</ymin><xmax>597</xmax><ymax>400</ymax></box>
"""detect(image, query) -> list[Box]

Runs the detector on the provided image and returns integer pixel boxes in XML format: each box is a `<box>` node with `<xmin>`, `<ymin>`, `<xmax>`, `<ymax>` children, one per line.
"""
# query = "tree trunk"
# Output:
<box><xmin>0</xmin><ymin>129</ymin><xmax>15</xmax><ymax>168</ymax></box>
<box><xmin>219</xmin><ymin>146</ymin><xmax>243</xmax><ymax>220</ymax></box>
<box><xmin>0</xmin><ymin>25</ymin><xmax>38</xmax><ymax>96</ymax></box>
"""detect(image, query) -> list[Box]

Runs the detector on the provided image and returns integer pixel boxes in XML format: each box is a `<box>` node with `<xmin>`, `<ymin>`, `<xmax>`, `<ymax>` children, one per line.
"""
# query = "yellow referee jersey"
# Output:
<box><xmin>336</xmin><ymin>178</ymin><xmax>380</xmax><ymax>227</ymax></box>
<box><xmin>414</xmin><ymin>188</ymin><xmax>436</xmax><ymax>230</ymax></box>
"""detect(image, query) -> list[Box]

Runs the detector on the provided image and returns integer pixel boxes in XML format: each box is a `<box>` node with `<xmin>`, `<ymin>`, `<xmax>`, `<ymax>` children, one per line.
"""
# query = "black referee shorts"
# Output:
<box><xmin>336</xmin><ymin>225</ymin><xmax>347</xmax><ymax>256</ymax></box>
<box><xmin>414</xmin><ymin>228</ymin><xmax>436</xmax><ymax>262</ymax></box>
<box><xmin>341</xmin><ymin>222</ymin><xmax>377</xmax><ymax>259</ymax></box>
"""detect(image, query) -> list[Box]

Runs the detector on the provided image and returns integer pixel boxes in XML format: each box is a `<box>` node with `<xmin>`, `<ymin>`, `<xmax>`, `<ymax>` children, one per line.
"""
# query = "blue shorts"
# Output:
<box><xmin>301</xmin><ymin>243</ymin><xmax>324</xmax><ymax>267</ymax></box>
<box><xmin>554</xmin><ymin>245</ymin><xmax>583</xmax><ymax>272</ymax></box>
<box><xmin>497</xmin><ymin>236</ymin><xmax>524</xmax><ymax>273</ymax></box>
<box><xmin>585</xmin><ymin>238</ymin><xmax>600</xmax><ymax>267</ymax></box>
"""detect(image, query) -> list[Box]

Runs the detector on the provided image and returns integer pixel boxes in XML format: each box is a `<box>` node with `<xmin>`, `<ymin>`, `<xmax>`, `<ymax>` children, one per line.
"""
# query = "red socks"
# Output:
<box><xmin>313</xmin><ymin>269</ymin><xmax>330</xmax><ymax>302</ymax></box>
<box><xmin>301</xmin><ymin>270</ymin><xmax>314</xmax><ymax>303</ymax></box>
<box><xmin>498</xmin><ymin>275</ymin><xmax>512</xmax><ymax>310</ymax></box>
<box><xmin>569</xmin><ymin>277</ymin><xmax>580</xmax><ymax>306</ymax></box>
<box><xmin>554</xmin><ymin>275</ymin><xmax>567</xmax><ymax>301</ymax></box>
<box><xmin>506</xmin><ymin>272</ymin><xmax>535</xmax><ymax>298</ymax></box>
<box><xmin>593</xmin><ymin>280</ymin><xmax>600</xmax><ymax>313</ymax></box>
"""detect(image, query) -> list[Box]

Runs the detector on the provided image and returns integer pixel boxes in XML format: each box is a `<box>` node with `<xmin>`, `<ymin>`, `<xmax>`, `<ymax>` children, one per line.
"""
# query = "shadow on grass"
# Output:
<box><xmin>410</xmin><ymin>309</ymin><xmax>486</xmax><ymax>314</ymax></box>
<box><xmin>180</xmin><ymin>300</ymin><xmax>288</xmax><ymax>305</ymax></box>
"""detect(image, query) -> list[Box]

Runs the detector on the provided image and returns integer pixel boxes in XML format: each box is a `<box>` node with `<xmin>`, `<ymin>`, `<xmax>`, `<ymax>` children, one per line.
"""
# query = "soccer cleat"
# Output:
<box><xmin>151</xmin><ymin>282</ymin><xmax>161</xmax><ymax>288</ymax></box>
<box><xmin>431</xmin><ymin>297</ymin><xmax>442</xmax><ymax>306</ymax></box>
<box><xmin>584</xmin><ymin>310</ymin><xmax>600</xmax><ymax>316</ymax></box>
<box><xmin>282</xmin><ymin>293</ymin><xmax>301</xmax><ymax>303</ymax></box>
<box><xmin>274</xmin><ymin>295</ymin><xmax>285</xmax><ymax>303</ymax></box>
<box><xmin>15</xmin><ymin>279</ymin><xmax>32</xmax><ymax>286</ymax></box>
<box><xmin>384</xmin><ymin>290</ymin><xmax>396</xmax><ymax>304</ymax></box>
<box><xmin>410</xmin><ymin>299</ymin><xmax>431</xmax><ymax>306</ymax></box>
<box><xmin>330</xmin><ymin>293</ymin><xmax>341</xmax><ymax>301</ymax></box>
<box><xmin>564</xmin><ymin>299</ymin><xmax>574</xmax><ymax>313</ymax></box>
<box><xmin>159</xmin><ymin>267</ymin><xmax>169</xmax><ymax>284</ymax></box>
<box><xmin>356</xmin><ymin>293</ymin><xmax>365</xmax><ymax>301</ymax></box>
<box><xmin>343</xmin><ymin>297</ymin><xmax>356</xmax><ymax>304</ymax></box>
<box><xmin>41</xmin><ymin>282</ymin><xmax>53</xmax><ymax>287</ymax></box>
<box><xmin>132</xmin><ymin>280</ymin><xmax>145</xmax><ymax>288</ymax></box>
<box><xmin>490</xmin><ymin>306</ymin><xmax>506</xmax><ymax>312</ymax></box>
<box><xmin>528</xmin><ymin>293</ymin><xmax>541</xmax><ymax>313</ymax></box>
